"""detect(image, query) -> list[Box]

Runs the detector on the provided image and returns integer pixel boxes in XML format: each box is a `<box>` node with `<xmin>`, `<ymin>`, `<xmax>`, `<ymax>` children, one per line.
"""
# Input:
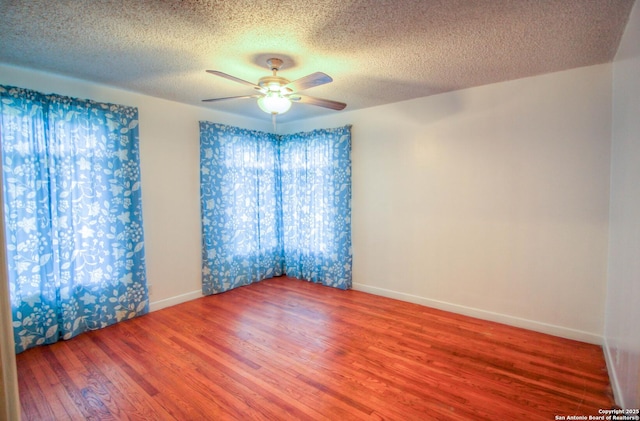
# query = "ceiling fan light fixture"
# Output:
<box><xmin>257</xmin><ymin>92</ymin><xmax>292</xmax><ymax>114</ymax></box>
<box><xmin>204</xmin><ymin>57</ymin><xmax>346</xmax><ymax>117</ymax></box>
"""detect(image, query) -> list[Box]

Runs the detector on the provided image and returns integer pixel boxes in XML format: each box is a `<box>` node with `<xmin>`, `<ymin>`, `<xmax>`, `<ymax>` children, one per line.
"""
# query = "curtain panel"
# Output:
<box><xmin>199</xmin><ymin>123</ymin><xmax>351</xmax><ymax>294</ymax></box>
<box><xmin>199</xmin><ymin>123</ymin><xmax>284</xmax><ymax>295</ymax></box>
<box><xmin>0</xmin><ymin>85</ymin><xmax>148</xmax><ymax>353</ymax></box>
<box><xmin>279</xmin><ymin>127</ymin><xmax>352</xmax><ymax>288</ymax></box>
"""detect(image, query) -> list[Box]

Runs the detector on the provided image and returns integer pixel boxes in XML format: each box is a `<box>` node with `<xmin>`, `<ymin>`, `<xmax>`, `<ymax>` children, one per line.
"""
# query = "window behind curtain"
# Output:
<box><xmin>280</xmin><ymin>126</ymin><xmax>352</xmax><ymax>289</ymax></box>
<box><xmin>0</xmin><ymin>85</ymin><xmax>148</xmax><ymax>353</ymax></box>
<box><xmin>200</xmin><ymin>122</ymin><xmax>283</xmax><ymax>295</ymax></box>
<box><xmin>199</xmin><ymin>122</ymin><xmax>351</xmax><ymax>294</ymax></box>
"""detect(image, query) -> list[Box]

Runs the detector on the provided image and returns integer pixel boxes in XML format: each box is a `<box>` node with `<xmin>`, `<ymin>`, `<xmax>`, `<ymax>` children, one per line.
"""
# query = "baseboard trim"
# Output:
<box><xmin>602</xmin><ymin>337</ymin><xmax>624</xmax><ymax>408</ymax></box>
<box><xmin>352</xmin><ymin>283</ymin><xmax>603</xmax><ymax>345</ymax></box>
<box><xmin>150</xmin><ymin>289</ymin><xmax>204</xmax><ymax>312</ymax></box>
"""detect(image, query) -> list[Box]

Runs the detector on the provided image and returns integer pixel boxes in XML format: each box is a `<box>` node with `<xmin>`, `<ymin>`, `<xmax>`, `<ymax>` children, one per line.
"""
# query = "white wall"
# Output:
<box><xmin>282</xmin><ymin>64</ymin><xmax>613</xmax><ymax>344</ymax></box>
<box><xmin>606</xmin><ymin>0</ymin><xmax>640</xmax><ymax>409</ymax></box>
<box><xmin>0</xmin><ymin>63</ymin><xmax>272</xmax><ymax>311</ymax></box>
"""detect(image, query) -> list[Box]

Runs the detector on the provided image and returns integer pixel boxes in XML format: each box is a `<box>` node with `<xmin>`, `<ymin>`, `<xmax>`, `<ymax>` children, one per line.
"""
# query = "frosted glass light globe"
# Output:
<box><xmin>257</xmin><ymin>92</ymin><xmax>292</xmax><ymax>114</ymax></box>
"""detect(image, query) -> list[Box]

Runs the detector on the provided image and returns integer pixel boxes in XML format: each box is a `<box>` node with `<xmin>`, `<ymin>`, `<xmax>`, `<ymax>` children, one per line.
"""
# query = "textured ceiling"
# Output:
<box><xmin>0</xmin><ymin>0</ymin><xmax>635</xmax><ymax>123</ymax></box>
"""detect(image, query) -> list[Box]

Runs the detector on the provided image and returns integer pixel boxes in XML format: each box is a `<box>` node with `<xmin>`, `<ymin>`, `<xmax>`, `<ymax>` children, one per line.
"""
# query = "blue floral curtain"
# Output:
<box><xmin>280</xmin><ymin>127</ymin><xmax>352</xmax><ymax>288</ymax></box>
<box><xmin>0</xmin><ymin>85</ymin><xmax>148</xmax><ymax>353</ymax></box>
<box><xmin>199</xmin><ymin>123</ymin><xmax>351</xmax><ymax>294</ymax></box>
<box><xmin>199</xmin><ymin>122</ymin><xmax>283</xmax><ymax>295</ymax></box>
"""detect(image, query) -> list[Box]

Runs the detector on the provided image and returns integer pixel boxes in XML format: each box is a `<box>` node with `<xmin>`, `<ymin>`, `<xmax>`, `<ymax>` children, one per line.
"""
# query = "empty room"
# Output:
<box><xmin>1</xmin><ymin>0</ymin><xmax>639</xmax><ymax>419</ymax></box>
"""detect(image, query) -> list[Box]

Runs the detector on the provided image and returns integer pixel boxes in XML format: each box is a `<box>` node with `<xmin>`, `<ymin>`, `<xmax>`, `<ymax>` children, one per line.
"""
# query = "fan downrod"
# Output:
<box><xmin>259</xmin><ymin>58</ymin><xmax>290</xmax><ymax>92</ymax></box>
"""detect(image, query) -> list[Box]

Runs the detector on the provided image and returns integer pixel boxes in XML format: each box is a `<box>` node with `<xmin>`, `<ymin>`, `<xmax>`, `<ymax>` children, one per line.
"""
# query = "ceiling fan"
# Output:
<box><xmin>203</xmin><ymin>58</ymin><xmax>346</xmax><ymax>126</ymax></box>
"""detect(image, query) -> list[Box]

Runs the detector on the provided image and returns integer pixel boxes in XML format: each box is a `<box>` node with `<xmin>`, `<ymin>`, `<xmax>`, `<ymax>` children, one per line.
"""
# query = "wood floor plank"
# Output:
<box><xmin>16</xmin><ymin>276</ymin><xmax>615</xmax><ymax>420</ymax></box>
<box><xmin>164</xmin><ymin>306</ymin><xmax>363</xmax><ymax>420</ymax></box>
<box><xmin>78</xmin><ymin>334</ymin><xmax>174</xmax><ymax>420</ymax></box>
<box><xmin>120</xmin><ymin>312</ymin><xmax>276</xmax><ymax>420</ymax></box>
<box><xmin>29</xmin><ymin>363</ymin><xmax>82</xmax><ymax>421</ymax></box>
<box><xmin>18</xmin><ymin>366</ymin><xmax>51</xmax><ymax>421</ymax></box>
<box><xmin>40</xmin><ymin>345</ymin><xmax>115</xmax><ymax>420</ymax></box>
<box><xmin>92</xmin><ymin>324</ymin><xmax>227</xmax><ymax>420</ymax></box>
<box><xmin>192</xmin><ymin>298</ymin><xmax>452</xmax><ymax>419</ymax></box>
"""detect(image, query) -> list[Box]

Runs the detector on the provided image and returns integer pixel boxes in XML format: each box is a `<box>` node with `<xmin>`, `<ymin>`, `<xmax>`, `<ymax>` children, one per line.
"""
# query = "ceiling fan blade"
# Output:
<box><xmin>284</xmin><ymin>72</ymin><xmax>333</xmax><ymax>93</ymax></box>
<box><xmin>292</xmin><ymin>95</ymin><xmax>346</xmax><ymax>111</ymax></box>
<box><xmin>202</xmin><ymin>95</ymin><xmax>261</xmax><ymax>103</ymax></box>
<box><xmin>206</xmin><ymin>70</ymin><xmax>261</xmax><ymax>90</ymax></box>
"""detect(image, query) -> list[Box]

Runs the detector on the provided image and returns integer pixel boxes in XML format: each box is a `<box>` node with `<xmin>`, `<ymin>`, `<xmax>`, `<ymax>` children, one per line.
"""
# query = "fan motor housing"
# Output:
<box><xmin>258</xmin><ymin>75</ymin><xmax>291</xmax><ymax>92</ymax></box>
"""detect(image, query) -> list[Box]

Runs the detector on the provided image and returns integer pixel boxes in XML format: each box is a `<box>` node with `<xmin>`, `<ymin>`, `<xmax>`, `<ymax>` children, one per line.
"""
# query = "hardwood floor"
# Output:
<box><xmin>16</xmin><ymin>276</ymin><xmax>614</xmax><ymax>420</ymax></box>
